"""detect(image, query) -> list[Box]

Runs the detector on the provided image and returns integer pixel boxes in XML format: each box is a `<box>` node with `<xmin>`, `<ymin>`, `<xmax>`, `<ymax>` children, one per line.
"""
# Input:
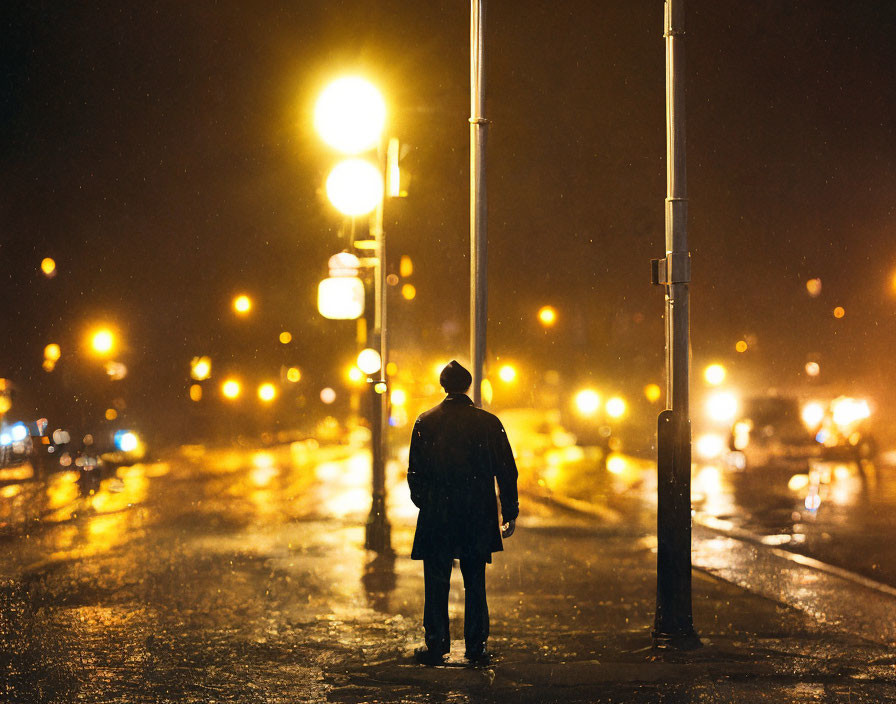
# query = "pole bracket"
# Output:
<box><xmin>651</xmin><ymin>252</ymin><xmax>691</xmax><ymax>286</ymax></box>
<box><xmin>468</xmin><ymin>117</ymin><xmax>490</xmax><ymax>125</ymax></box>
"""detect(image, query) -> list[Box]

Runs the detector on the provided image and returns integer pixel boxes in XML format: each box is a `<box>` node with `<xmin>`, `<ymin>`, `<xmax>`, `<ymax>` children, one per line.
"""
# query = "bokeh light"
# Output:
<box><xmin>41</xmin><ymin>257</ymin><xmax>57</xmax><ymax>276</ymax></box>
<box><xmin>644</xmin><ymin>383</ymin><xmax>662</xmax><ymax>403</ymax></box>
<box><xmin>325</xmin><ymin>159</ymin><xmax>384</xmax><ymax>216</ymax></box>
<box><xmin>605</xmin><ymin>396</ymin><xmax>627</xmax><ymax>419</ymax></box>
<box><xmin>189</xmin><ymin>384</ymin><xmax>203</xmax><ymax>402</ymax></box>
<box><xmin>222</xmin><ymin>379</ymin><xmax>241</xmax><ymax>399</ymax></box>
<box><xmin>401</xmin><ymin>284</ymin><xmax>416</xmax><ymax>300</ymax></box>
<box><xmin>498</xmin><ymin>364</ymin><xmax>517</xmax><ymax>383</ymax></box>
<box><xmin>320</xmin><ymin>387</ymin><xmax>337</xmax><ymax>404</ymax></box>
<box><xmin>833</xmin><ymin>306</ymin><xmax>845</xmax><ymax>319</ymax></box>
<box><xmin>735</xmin><ymin>340</ymin><xmax>748</xmax><ymax>353</ymax></box>
<box><xmin>286</xmin><ymin>367</ymin><xmax>301</xmax><ymax>383</ymax></box>
<box><xmin>279</xmin><ymin>331</ymin><xmax>292</xmax><ymax>344</ymax></box>
<box><xmin>258</xmin><ymin>383</ymin><xmax>277</xmax><ymax>403</ymax></box>
<box><xmin>314</xmin><ymin>76</ymin><xmax>386</xmax><ymax>154</ymax></box>
<box><xmin>90</xmin><ymin>329</ymin><xmax>115</xmax><ymax>356</ymax></box>
<box><xmin>703</xmin><ymin>363</ymin><xmax>726</xmax><ymax>386</ymax></box>
<box><xmin>357</xmin><ymin>348</ymin><xmax>382</xmax><ymax>375</ymax></box>
<box><xmin>574</xmin><ymin>389</ymin><xmax>601</xmax><ymax>416</ymax></box>
<box><xmin>233</xmin><ymin>295</ymin><xmax>252</xmax><ymax>314</ymax></box>
<box><xmin>806</xmin><ymin>278</ymin><xmax>822</xmax><ymax>297</ymax></box>
<box><xmin>190</xmin><ymin>356</ymin><xmax>211</xmax><ymax>381</ymax></box>
<box><xmin>805</xmin><ymin>361</ymin><xmax>820</xmax><ymax>377</ymax></box>
<box><xmin>537</xmin><ymin>306</ymin><xmax>557</xmax><ymax>327</ymax></box>
<box><xmin>706</xmin><ymin>391</ymin><xmax>738</xmax><ymax>422</ymax></box>
<box><xmin>801</xmin><ymin>402</ymin><xmax>825</xmax><ymax>429</ymax></box>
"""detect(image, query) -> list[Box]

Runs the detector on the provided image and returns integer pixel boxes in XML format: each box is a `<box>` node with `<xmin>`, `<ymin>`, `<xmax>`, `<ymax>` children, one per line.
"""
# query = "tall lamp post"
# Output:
<box><xmin>651</xmin><ymin>0</ymin><xmax>700</xmax><ymax>649</ymax></box>
<box><xmin>314</xmin><ymin>77</ymin><xmax>395</xmax><ymax>554</ymax></box>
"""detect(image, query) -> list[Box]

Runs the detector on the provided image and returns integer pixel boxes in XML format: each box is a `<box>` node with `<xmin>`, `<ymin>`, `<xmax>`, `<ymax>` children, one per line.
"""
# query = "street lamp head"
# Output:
<box><xmin>325</xmin><ymin>158</ymin><xmax>384</xmax><ymax>216</ymax></box>
<box><xmin>357</xmin><ymin>348</ymin><xmax>382</xmax><ymax>376</ymax></box>
<box><xmin>90</xmin><ymin>328</ymin><xmax>115</xmax><ymax>356</ymax></box>
<box><xmin>314</xmin><ymin>76</ymin><xmax>386</xmax><ymax>154</ymax></box>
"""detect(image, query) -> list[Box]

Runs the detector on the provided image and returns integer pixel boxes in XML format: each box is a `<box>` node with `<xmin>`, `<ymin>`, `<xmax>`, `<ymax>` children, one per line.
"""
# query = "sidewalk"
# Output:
<box><xmin>314</xmin><ymin>491</ymin><xmax>896</xmax><ymax>703</ymax></box>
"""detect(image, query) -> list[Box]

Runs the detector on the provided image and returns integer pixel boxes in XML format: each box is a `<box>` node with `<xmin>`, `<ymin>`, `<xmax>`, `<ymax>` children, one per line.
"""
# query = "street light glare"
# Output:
<box><xmin>222</xmin><ymin>379</ymin><xmax>241</xmax><ymax>399</ymax></box>
<box><xmin>91</xmin><ymin>329</ymin><xmax>115</xmax><ymax>356</ymax></box>
<box><xmin>258</xmin><ymin>383</ymin><xmax>277</xmax><ymax>403</ymax></box>
<box><xmin>703</xmin><ymin>363</ymin><xmax>726</xmax><ymax>386</ymax></box>
<box><xmin>606</xmin><ymin>396</ymin><xmax>627</xmax><ymax>418</ymax></box>
<box><xmin>498</xmin><ymin>364</ymin><xmax>517</xmax><ymax>383</ymax></box>
<box><xmin>325</xmin><ymin>159</ymin><xmax>384</xmax><ymax>216</ymax></box>
<box><xmin>537</xmin><ymin>306</ymin><xmax>557</xmax><ymax>327</ymax></box>
<box><xmin>314</xmin><ymin>76</ymin><xmax>386</xmax><ymax>154</ymax></box>
<box><xmin>357</xmin><ymin>348</ymin><xmax>382</xmax><ymax>375</ymax></box>
<box><xmin>233</xmin><ymin>295</ymin><xmax>252</xmax><ymax>314</ymax></box>
<box><xmin>574</xmin><ymin>389</ymin><xmax>601</xmax><ymax>416</ymax></box>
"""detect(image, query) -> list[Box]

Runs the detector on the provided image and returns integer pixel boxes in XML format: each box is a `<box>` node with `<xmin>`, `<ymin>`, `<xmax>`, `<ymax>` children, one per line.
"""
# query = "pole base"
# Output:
<box><xmin>652</xmin><ymin>629</ymin><xmax>702</xmax><ymax>651</ymax></box>
<box><xmin>364</xmin><ymin>510</ymin><xmax>394</xmax><ymax>556</ymax></box>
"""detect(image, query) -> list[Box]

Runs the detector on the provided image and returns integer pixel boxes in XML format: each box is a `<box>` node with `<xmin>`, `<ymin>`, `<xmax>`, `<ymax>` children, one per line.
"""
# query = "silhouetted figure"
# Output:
<box><xmin>407</xmin><ymin>360</ymin><xmax>519</xmax><ymax>666</ymax></box>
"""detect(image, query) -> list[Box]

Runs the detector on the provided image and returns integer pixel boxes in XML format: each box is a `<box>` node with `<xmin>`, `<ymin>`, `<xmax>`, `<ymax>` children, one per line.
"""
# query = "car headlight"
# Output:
<box><xmin>706</xmin><ymin>392</ymin><xmax>738</xmax><ymax>423</ymax></box>
<box><xmin>695</xmin><ymin>433</ymin><xmax>726</xmax><ymax>460</ymax></box>
<box><xmin>114</xmin><ymin>430</ymin><xmax>139</xmax><ymax>453</ymax></box>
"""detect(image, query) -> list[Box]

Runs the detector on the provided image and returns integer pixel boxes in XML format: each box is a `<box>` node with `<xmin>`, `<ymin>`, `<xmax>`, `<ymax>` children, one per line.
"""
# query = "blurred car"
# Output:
<box><xmin>810</xmin><ymin>396</ymin><xmax>877</xmax><ymax>465</ymax></box>
<box><xmin>727</xmin><ymin>394</ymin><xmax>877</xmax><ymax>471</ymax></box>
<box><xmin>727</xmin><ymin>396</ymin><xmax>821</xmax><ymax>470</ymax></box>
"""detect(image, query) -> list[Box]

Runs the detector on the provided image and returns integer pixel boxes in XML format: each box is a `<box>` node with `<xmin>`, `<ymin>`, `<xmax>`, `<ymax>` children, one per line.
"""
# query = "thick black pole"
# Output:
<box><xmin>365</xmin><ymin>378</ymin><xmax>392</xmax><ymax>554</ymax></box>
<box><xmin>652</xmin><ymin>0</ymin><xmax>699</xmax><ymax>649</ymax></box>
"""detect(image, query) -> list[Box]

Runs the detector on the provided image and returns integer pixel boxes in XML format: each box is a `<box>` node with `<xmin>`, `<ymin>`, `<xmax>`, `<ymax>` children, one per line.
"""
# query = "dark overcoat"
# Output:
<box><xmin>407</xmin><ymin>393</ymin><xmax>519</xmax><ymax>562</ymax></box>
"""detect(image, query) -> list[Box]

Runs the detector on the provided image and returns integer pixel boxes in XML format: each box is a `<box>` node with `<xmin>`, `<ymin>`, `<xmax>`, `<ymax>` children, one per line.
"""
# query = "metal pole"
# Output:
<box><xmin>651</xmin><ymin>0</ymin><xmax>699</xmax><ymax>649</ymax></box>
<box><xmin>365</xmin><ymin>155</ymin><xmax>392</xmax><ymax>555</ymax></box>
<box><xmin>470</xmin><ymin>0</ymin><xmax>488</xmax><ymax>407</ymax></box>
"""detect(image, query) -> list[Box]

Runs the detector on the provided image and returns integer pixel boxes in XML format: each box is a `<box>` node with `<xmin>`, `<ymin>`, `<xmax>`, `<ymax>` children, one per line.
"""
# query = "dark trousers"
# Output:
<box><xmin>423</xmin><ymin>555</ymin><xmax>489</xmax><ymax>654</ymax></box>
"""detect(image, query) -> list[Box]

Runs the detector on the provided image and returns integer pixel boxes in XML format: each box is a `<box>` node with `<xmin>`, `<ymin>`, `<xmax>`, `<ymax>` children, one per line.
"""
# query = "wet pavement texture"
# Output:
<box><xmin>1</xmin><ymin>443</ymin><xmax>895</xmax><ymax>703</ymax></box>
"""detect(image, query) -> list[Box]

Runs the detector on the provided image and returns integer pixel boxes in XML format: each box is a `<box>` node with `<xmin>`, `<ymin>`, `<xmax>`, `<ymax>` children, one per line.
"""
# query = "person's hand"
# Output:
<box><xmin>501</xmin><ymin>519</ymin><xmax>516</xmax><ymax>538</ymax></box>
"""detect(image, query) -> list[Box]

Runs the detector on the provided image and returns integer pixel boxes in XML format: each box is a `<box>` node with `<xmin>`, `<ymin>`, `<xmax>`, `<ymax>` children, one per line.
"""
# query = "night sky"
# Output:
<box><xmin>1</xmin><ymin>1</ymin><xmax>894</xmax><ymax>441</ymax></box>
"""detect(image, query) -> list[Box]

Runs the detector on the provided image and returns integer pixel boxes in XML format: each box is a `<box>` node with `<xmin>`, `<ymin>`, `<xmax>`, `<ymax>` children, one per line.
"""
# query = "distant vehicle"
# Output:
<box><xmin>727</xmin><ymin>396</ymin><xmax>820</xmax><ymax>470</ymax></box>
<box><xmin>727</xmin><ymin>394</ymin><xmax>877</xmax><ymax>471</ymax></box>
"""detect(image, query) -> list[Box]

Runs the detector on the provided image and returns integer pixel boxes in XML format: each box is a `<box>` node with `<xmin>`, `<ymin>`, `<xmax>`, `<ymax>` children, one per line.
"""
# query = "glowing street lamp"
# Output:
<box><xmin>357</xmin><ymin>348</ymin><xmax>382</xmax><ymax>376</ymax></box>
<box><xmin>325</xmin><ymin>158</ymin><xmax>384</xmax><ymax>216</ymax></box>
<box><xmin>498</xmin><ymin>364</ymin><xmax>517</xmax><ymax>383</ymax></box>
<box><xmin>703</xmin><ymin>363</ymin><xmax>726</xmax><ymax>386</ymax></box>
<box><xmin>606</xmin><ymin>396</ymin><xmax>627</xmax><ymax>419</ymax></box>
<box><xmin>90</xmin><ymin>328</ymin><xmax>115</xmax><ymax>357</ymax></box>
<box><xmin>318</xmin><ymin>252</ymin><xmax>365</xmax><ymax>320</ymax></box>
<box><xmin>314</xmin><ymin>76</ymin><xmax>392</xmax><ymax>556</ymax></box>
<box><xmin>258</xmin><ymin>383</ymin><xmax>277</xmax><ymax>403</ymax></box>
<box><xmin>190</xmin><ymin>356</ymin><xmax>212</xmax><ymax>381</ymax></box>
<box><xmin>574</xmin><ymin>389</ymin><xmax>601</xmax><ymax>416</ymax></box>
<box><xmin>537</xmin><ymin>306</ymin><xmax>557</xmax><ymax>327</ymax></box>
<box><xmin>222</xmin><ymin>379</ymin><xmax>241</xmax><ymax>400</ymax></box>
<box><xmin>314</xmin><ymin>76</ymin><xmax>386</xmax><ymax>154</ymax></box>
<box><xmin>233</xmin><ymin>295</ymin><xmax>252</xmax><ymax>315</ymax></box>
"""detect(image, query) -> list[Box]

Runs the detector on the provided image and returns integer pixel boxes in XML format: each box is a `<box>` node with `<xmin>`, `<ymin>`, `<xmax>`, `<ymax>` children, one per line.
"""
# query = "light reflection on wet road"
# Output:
<box><xmin>0</xmin><ymin>442</ymin><xmax>895</xmax><ymax>702</ymax></box>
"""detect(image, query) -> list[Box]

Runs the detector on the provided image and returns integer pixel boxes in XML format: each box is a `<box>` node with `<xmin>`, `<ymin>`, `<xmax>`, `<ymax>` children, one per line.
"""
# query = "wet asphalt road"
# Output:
<box><xmin>1</xmin><ymin>442</ymin><xmax>895</xmax><ymax>702</ymax></box>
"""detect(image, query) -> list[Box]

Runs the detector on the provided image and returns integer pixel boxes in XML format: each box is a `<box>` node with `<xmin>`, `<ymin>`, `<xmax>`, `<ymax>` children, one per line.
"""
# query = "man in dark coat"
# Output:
<box><xmin>407</xmin><ymin>360</ymin><xmax>519</xmax><ymax>665</ymax></box>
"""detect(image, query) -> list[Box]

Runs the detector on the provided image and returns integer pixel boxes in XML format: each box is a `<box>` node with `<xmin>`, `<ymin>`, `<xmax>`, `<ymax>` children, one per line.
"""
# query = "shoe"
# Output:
<box><xmin>414</xmin><ymin>646</ymin><xmax>445</xmax><ymax>666</ymax></box>
<box><xmin>464</xmin><ymin>647</ymin><xmax>491</xmax><ymax>665</ymax></box>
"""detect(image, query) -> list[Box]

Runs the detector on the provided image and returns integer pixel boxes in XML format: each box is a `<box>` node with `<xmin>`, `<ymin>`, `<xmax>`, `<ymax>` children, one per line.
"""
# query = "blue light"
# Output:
<box><xmin>114</xmin><ymin>430</ymin><xmax>139</xmax><ymax>452</ymax></box>
<box><xmin>10</xmin><ymin>423</ymin><xmax>28</xmax><ymax>442</ymax></box>
<box><xmin>815</xmin><ymin>429</ymin><xmax>829</xmax><ymax>444</ymax></box>
<box><xmin>0</xmin><ymin>432</ymin><xmax>11</xmax><ymax>446</ymax></box>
